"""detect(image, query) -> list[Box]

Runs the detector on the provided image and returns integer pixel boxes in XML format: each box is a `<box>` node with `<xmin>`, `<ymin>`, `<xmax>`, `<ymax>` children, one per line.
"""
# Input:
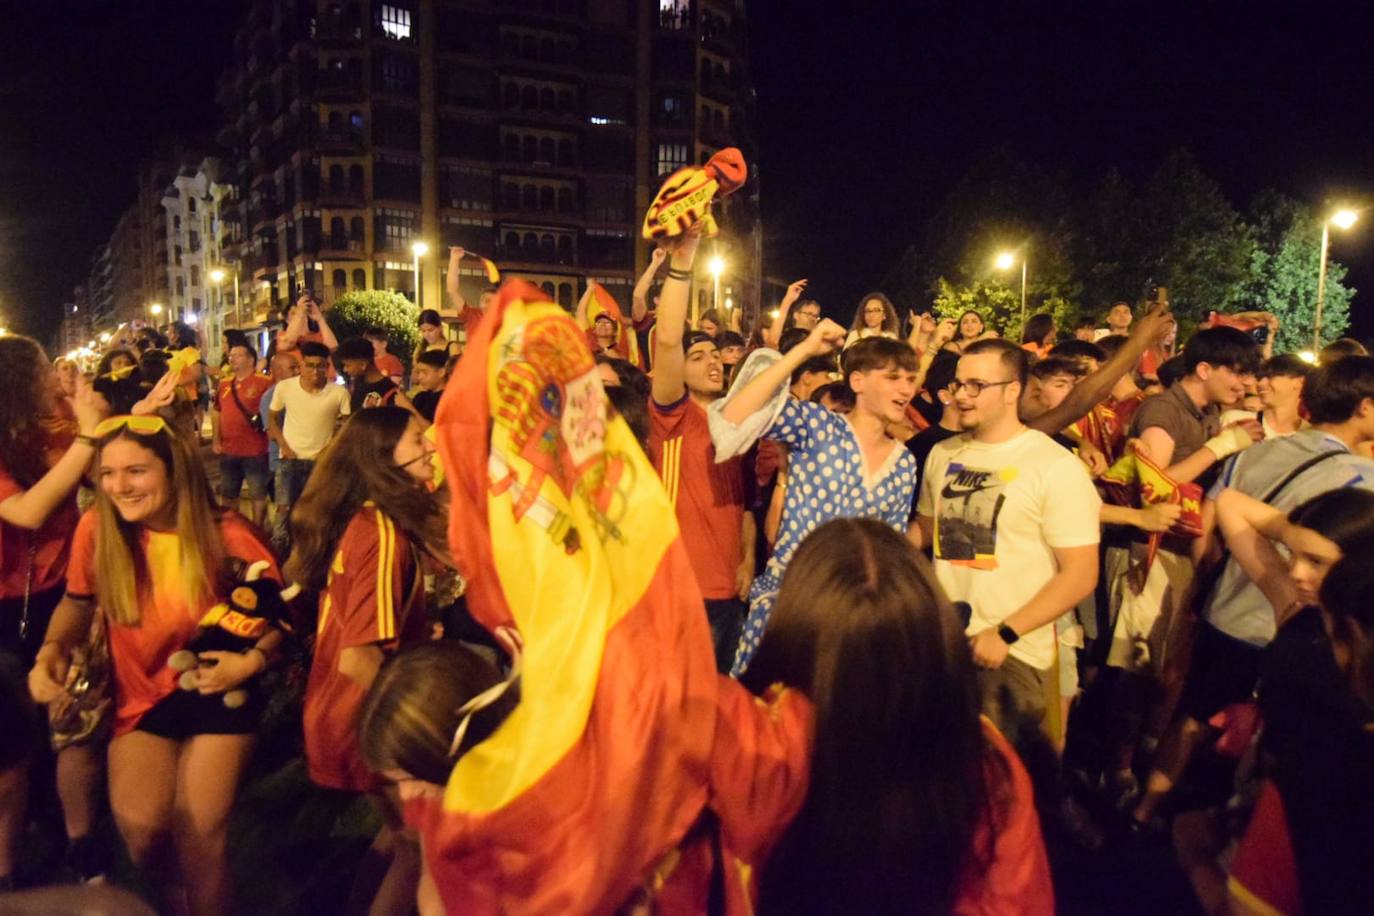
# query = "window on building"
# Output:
<box><xmin>350</xmin><ymin>216</ymin><xmax>365</xmax><ymax>242</ymax></box>
<box><xmin>380</xmin><ymin>53</ymin><xmax>417</xmax><ymax>92</ymax></box>
<box><xmin>655</xmin><ymin>142</ymin><xmax>689</xmax><ymax>176</ymax></box>
<box><xmin>330</xmin><ymin>217</ymin><xmax>347</xmax><ymax>248</ymax></box>
<box><xmin>332</xmin><ymin>268</ymin><xmax>347</xmax><ymax>291</ymax></box>
<box><xmin>353</xmin><ymin>268</ymin><xmax>367</xmax><ymax>288</ymax></box>
<box><xmin>376</xmin><ymin>208</ymin><xmax>417</xmax><ymax>250</ymax></box>
<box><xmin>188</xmin><ymin>197</ymin><xmax>197</xmax><ymax>213</ymax></box>
<box><xmin>190</xmin><ymin>265</ymin><xmax>201</xmax><ymax>287</ymax></box>
<box><xmin>174</xmin><ymin>215</ymin><xmax>181</xmax><ymax>230</ymax></box>
<box><xmin>379</xmin><ymin>4</ymin><xmax>412</xmax><ymax>40</ymax></box>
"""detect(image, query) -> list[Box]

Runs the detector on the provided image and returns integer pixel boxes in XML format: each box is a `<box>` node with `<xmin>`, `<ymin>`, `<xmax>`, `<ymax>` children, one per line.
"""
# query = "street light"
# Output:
<box><xmin>994</xmin><ymin>250</ymin><xmax>1028</xmax><ymax>332</ymax></box>
<box><xmin>411</xmin><ymin>241</ymin><xmax>430</xmax><ymax>310</ymax></box>
<box><xmin>149</xmin><ymin>302</ymin><xmax>163</xmax><ymax>326</ymax></box>
<box><xmin>707</xmin><ymin>254</ymin><xmax>725</xmax><ymax>326</ymax></box>
<box><xmin>1315</xmin><ymin>208</ymin><xmax>1359</xmax><ymax>353</ymax></box>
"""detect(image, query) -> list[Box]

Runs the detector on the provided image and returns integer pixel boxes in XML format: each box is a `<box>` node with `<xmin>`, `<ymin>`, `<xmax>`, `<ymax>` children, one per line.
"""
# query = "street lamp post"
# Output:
<box><xmin>411</xmin><ymin>241</ymin><xmax>429</xmax><ymax>310</ymax></box>
<box><xmin>994</xmin><ymin>250</ymin><xmax>1028</xmax><ymax>333</ymax></box>
<box><xmin>1315</xmin><ymin>209</ymin><xmax>1359</xmax><ymax>354</ymax></box>
<box><xmin>209</xmin><ymin>268</ymin><xmax>225</xmax><ymax>349</ymax></box>
<box><xmin>707</xmin><ymin>254</ymin><xmax>725</xmax><ymax>328</ymax></box>
<box><xmin>149</xmin><ymin>302</ymin><xmax>163</xmax><ymax>328</ymax></box>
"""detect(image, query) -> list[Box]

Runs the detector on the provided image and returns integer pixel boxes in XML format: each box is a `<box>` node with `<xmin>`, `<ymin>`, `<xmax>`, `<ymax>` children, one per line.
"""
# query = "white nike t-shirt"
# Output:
<box><xmin>918</xmin><ymin>428</ymin><xmax>1101</xmax><ymax>670</ymax></box>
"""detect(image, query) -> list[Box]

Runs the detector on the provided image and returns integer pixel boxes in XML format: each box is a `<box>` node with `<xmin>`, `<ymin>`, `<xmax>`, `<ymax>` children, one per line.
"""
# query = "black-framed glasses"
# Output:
<box><xmin>949</xmin><ymin>379</ymin><xmax>1014</xmax><ymax>397</ymax></box>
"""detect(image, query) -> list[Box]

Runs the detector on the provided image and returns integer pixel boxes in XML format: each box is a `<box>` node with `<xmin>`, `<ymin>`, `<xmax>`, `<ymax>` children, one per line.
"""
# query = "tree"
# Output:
<box><xmin>1243</xmin><ymin>191</ymin><xmax>1355</xmax><ymax>352</ymax></box>
<box><xmin>1136</xmin><ymin>151</ymin><xmax>1255</xmax><ymax>333</ymax></box>
<box><xmin>892</xmin><ymin>150</ymin><xmax>1084</xmax><ymax>338</ymax></box>
<box><xmin>328</xmin><ymin>290</ymin><xmax>420</xmax><ymax>366</ymax></box>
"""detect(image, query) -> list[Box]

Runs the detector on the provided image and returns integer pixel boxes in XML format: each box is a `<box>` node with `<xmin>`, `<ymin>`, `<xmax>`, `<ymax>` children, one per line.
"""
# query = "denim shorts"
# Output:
<box><xmin>220</xmin><ymin>453</ymin><xmax>271</xmax><ymax>501</ymax></box>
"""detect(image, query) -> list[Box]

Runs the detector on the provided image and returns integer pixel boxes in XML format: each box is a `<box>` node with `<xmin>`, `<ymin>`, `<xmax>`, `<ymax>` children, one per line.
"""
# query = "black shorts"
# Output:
<box><xmin>0</xmin><ymin>585</ymin><xmax>65</xmax><ymax>768</ymax></box>
<box><xmin>135</xmin><ymin>684</ymin><xmax>263</xmax><ymax>740</ymax></box>
<box><xmin>1178</xmin><ymin>621</ymin><xmax>1264</xmax><ymax>722</ymax></box>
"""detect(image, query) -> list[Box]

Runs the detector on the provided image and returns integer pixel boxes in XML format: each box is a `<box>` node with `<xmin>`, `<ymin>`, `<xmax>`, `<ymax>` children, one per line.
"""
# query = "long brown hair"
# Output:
<box><xmin>743</xmin><ymin>519</ymin><xmax>1002</xmax><ymax>915</ymax></box>
<box><xmin>0</xmin><ymin>335</ymin><xmax>55</xmax><ymax>488</ymax></box>
<box><xmin>285</xmin><ymin>406</ymin><xmax>446</xmax><ymax>590</ymax></box>
<box><xmin>358</xmin><ymin>642</ymin><xmax>517</xmax><ymax>784</ymax></box>
<box><xmin>93</xmin><ymin>424</ymin><xmax>225</xmax><ymax>627</ymax></box>
<box><xmin>849</xmin><ymin>292</ymin><xmax>899</xmax><ymax>336</ymax></box>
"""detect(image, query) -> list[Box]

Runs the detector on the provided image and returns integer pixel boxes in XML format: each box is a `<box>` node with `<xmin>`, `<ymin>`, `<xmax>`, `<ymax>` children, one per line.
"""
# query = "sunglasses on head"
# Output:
<box><xmin>93</xmin><ymin>415</ymin><xmax>169</xmax><ymax>439</ymax></box>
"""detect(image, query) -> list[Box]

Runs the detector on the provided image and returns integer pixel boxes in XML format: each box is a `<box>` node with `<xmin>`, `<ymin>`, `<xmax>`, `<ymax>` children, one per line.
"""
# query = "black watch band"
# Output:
<box><xmin>997</xmin><ymin>623</ymin><xmax>1020</xmax><ymax>645</ymax></box>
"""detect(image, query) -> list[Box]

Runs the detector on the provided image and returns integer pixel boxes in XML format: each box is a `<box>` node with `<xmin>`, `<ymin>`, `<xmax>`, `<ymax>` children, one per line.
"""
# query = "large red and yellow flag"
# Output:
<box><xmin>429</xmin><ymin>280</ymin><xmax>718</xmax><ymax>913</ymax></box>
<box><xmin>582</xmin><ymin>280</ymin><xmax>644</xmax><ymax>369</ymax></box>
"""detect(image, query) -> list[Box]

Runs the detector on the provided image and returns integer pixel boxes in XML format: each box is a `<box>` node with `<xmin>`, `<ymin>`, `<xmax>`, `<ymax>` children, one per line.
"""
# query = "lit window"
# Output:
<box><xmin>655</xmin><ymin>142</ymin><xmax>689</xmax><ymax>176</ymax></box>
<box><xmin>590</xmin><ymin>116</ymin><xmax>609</xmax><ymax>126</ymax></box>
<box><xmin>380</xmin><ymin>5</ymin><xmax>411</xmax><ymax>40</ymax></box>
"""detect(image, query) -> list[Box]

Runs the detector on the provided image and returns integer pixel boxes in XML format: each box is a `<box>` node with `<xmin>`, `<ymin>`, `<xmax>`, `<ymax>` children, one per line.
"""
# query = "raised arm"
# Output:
<box><xmin>1215</xmin><ymin>487</ymin><xmax>1299</xmax><ymax>618</ymax></box>
<box><xmin>1028</xmin><ymin>301</ymin><xmax>1174</xmax><ymax>434</ymax></box>
<box><xmin>720</xmin><ymin>319</ymin><xmax>846</xmax><ymax>425</ymax></box>
<box><xmin>650</xmin><ymin>228</ymin><xmax>703</xmax><ymax>405</ymax></box>
<box><xmin>0</xmin><ymin>379</ymin><xmax>105</xmax><ymax>530</ymax></box>
<box><xmin>575</xmin><ymin>282</ymin><xmax>594</xmax><ymax>329</ymax></box>
<box><xmin>765</xmin><ymin>279</ymin><xmax>807</xmax><ymax>349</ymax></box>
<box><xmin>311</xmin><ymin>299</ymin><xmax>339</xmax><ymax>351</ymax></box>
<box><xmin>278</xmin><ymin>295</ymin><xmax>310</xmax><ymax>350</ymax></box>
<box><xmin>444</xmin><ymin>246</ymin><xmax>470</xmax><ymax>317</ymax></box>
<box><xmin>631</xmin><ymin>247</ymin><xmax>667</xmax><ymax>323</ymax></box>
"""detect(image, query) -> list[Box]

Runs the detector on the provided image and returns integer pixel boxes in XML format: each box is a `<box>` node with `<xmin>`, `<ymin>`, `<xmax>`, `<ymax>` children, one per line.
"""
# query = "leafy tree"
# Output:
<box><xmin>327</xmin><ymin>290</ymin><xmax>420</xmax><ymax>367</ymax></box>
<box><xmin>1136</xmin><ymin>150</ymin><xmax>1255</xmax><ymax>332</ymax></box>
<box><xmin>1243</xmin><ymin>191</ymin><xmax>1354</xmax><ymax>352</ymax></box>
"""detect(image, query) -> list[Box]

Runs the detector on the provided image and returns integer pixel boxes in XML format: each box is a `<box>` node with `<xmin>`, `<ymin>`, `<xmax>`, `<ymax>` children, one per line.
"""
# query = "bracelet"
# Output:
<box><xmin>665</xmin><ymin>267</ymin><xmax>693</xmax><ymax>281</ymax></box>
<box><xmin>74</xmin><ymin>434</ymin><xmax>96</xmax><ymax>447</ymax></box>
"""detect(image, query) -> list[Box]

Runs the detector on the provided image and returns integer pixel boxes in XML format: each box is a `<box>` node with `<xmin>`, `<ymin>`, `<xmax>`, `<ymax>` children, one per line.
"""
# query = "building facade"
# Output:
<box><xmin>214</xmin><ymin>0</ymin><xmax>759</xmax><ymax>331</ymax></box>
<box><xmin>162</xmin><ymin>157</ymin><xmax>241</xmax><ymax>360</ymax></box>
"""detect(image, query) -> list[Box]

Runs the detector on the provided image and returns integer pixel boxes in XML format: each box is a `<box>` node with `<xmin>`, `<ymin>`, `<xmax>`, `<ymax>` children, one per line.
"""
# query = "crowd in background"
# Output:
<box><xmin>2</xmin><ymin>227</ymin><xmax>1373</xmax><ymax>916</ymax></box>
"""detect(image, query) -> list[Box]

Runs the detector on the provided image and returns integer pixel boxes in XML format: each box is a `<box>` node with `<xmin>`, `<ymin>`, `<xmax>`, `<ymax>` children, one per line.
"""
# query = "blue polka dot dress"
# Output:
<box><xmin>731</xmin><ymin>399</ymin><xmax>917</xmax><ymax>674</ymax></box>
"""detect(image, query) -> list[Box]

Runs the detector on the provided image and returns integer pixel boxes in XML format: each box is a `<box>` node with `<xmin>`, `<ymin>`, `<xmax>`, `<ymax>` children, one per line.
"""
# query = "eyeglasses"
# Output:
<box><xmin>798</xmin><ymin>309</ymin><xmax>821</xmax><ymax>319</ymax></box>
<box><xmin>93</xmin><ymin>415</ymin><xmax>168</xmax><ymax>438</ymax></box>
<box><xmin>948</xmin><ymin>379</ymin><xmax>1015</xmax><ymax>397</ymax></box>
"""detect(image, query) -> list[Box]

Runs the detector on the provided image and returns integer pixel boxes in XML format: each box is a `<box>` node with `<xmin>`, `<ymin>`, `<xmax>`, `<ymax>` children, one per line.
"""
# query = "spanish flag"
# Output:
<box><xmin>465</xmin><ymin>251</ymin><xmax>502</xmax><ymax>284</ymax></box>
<box><xmin>582</xmin><ymin>280</ymin><xmax>644</xmax><ymax>369</ymax></box>
<box><xmin>429</xmin><ymin>280</ymin><xmax>719</xmax><ymax>912</ymax></box>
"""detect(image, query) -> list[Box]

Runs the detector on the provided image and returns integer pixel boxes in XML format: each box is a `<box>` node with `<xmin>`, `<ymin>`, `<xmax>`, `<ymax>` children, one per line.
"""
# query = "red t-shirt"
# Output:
<box><xmin>213</xmin><ymin>374</ymin><xmax>272</xmax><ymax>457</ymax></box>
<box><xmin>649</xmin><ymin>396</ymin><xmax>748</xmax><ymax>601</ymax></box>
<box><xmin>66</xmin><ymin>510</ymin><xmax>280</xmax><ymax>735</ymax></box>
<box><xmin>375</xmin><ymin>353</ymin><xmax>405</xmax><ymax>380</ymax></box>
<box><xmin>303</xmin><ymin>506</ymin><xmax>427</xmax><ymax>792</ymax></box>
<box><xmin>0</xmin><ymin>416</ymin><xmax>79</xmax><ymax>598</ymax></box>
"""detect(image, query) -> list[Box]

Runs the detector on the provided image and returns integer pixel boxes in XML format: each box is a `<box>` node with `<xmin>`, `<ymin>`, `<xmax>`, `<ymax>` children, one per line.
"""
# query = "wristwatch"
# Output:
<box><xmin>997</xmin><ymin>623</ymin><xmax>1020</xmax><ymax>645</ymax></box>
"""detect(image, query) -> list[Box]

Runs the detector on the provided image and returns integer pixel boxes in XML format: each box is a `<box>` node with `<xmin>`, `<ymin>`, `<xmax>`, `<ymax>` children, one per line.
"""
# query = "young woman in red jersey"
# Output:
<box><xmin>286</xmin><ymin>404</ymin><xmax>444</xmax><ymax>914</ymax></box>
<box><xmin>0</xmin><ymin>335</ymin><xmax>110</xmax><ymax>888</ymax></box>
<box><xmin>28</xmin><ymin>415</ymin><xmax>282</xmax><ymax>916</ymax></box>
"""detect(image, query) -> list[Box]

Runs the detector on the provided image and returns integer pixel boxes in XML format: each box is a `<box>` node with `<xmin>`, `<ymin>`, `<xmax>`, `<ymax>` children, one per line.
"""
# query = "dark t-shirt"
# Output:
<box><xmin>350</xmin><ymin>376</ymin><xmax>399</xmax><ymax>412</ymax></box>
<box><xmin>1129</xmin><ymin>381</ymin><xmax>1220</xmax><ymax>468</ymax></box>
<box><xmin>906</xmin><ymin>425</ymin><xmax>959</xmax><ymax>492</ymax></box>
<box><xmin>412</xmin><ymin>389</ymin><xmax>441</xmax><ymax>422</ymax></box>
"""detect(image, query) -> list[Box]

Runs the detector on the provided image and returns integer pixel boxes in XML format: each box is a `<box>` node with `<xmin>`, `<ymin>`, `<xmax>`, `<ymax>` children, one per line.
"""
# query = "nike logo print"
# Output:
<box><xmin>941</xmin><ymin>467</ymin><xmax>999</xmax><ymax>501</ymax></box>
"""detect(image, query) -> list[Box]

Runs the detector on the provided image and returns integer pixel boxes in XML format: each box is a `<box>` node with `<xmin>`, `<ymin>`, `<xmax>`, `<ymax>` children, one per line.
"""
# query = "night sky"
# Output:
<box><xmin>2</xmin><ymin>1</ymin><xmax>1371</xmax><ymax>341</ymax></box>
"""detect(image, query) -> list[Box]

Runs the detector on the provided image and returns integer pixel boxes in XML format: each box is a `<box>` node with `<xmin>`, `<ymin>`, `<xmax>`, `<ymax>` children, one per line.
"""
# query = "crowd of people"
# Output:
<box><xmin>2</xmin><ymin>224</ymin><xmax>1373</xmax><ymax>916</ymax></box>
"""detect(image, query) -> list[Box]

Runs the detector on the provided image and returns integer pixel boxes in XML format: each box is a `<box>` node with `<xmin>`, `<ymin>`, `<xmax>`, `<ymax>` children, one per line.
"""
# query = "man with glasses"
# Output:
<box><xmin>912</xmin><ymin>338</ymin><xmax>1101</xmax><ymax>749</ymax></box>
<box><xmin>266</xmin><ymin>341</ymin><xmax>350</xmax><ymax>549</ymax></box>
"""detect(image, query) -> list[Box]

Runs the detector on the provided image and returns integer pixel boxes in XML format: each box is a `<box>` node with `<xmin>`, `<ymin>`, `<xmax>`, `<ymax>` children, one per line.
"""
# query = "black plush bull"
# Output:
<box><xmin>167</xmin><ymin>560</ymin><xmax>300</xmax><ymax>708</ymax></box>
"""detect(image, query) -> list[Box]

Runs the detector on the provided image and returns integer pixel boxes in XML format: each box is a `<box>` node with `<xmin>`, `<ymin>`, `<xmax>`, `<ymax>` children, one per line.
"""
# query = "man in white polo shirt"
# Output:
<box><xmin>913</xmin><ymin>338</ymin><xmax>1101</xmax><ymax>748</ymax></box>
